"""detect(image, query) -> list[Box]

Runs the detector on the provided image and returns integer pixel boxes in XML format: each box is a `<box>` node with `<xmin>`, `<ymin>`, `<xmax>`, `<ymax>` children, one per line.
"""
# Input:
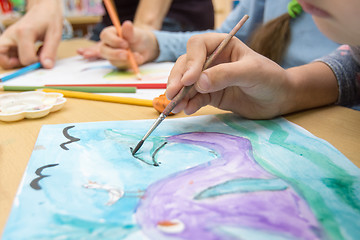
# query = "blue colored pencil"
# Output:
<box><xmin>0</xmin><ymin>62</ymin><xmax>42</xmax><ymax>82</ymax></box>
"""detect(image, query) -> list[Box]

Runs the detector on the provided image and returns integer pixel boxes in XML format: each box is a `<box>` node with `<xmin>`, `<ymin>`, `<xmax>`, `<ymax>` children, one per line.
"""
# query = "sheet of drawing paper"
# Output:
<box><xmin>100</xmin><ymin>89</ymin><xmax>166</xmax><ymax>100</ymax></box>
<box><xmin>0</xmin><ymin>56</ymin><xmax>173</xmax><ymax>100</ymax></box>
<box><xmin>0</xmin><ymin>56</ymin><xmax>173</xmax><ymax>86</ymax></box>
<box><xmin>3</xmin><ymin>114</ymin><xmax>360</xmax><ymax>240</ymax></box>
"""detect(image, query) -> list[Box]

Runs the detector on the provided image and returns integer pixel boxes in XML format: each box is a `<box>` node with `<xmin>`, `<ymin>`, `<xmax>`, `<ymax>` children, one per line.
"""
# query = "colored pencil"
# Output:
<box><xmin>46</xmin><ymin>83</ymin><xmax>167</xmax><ymax>89</ymax></box>
<box><xmin>0</xmin><ymin>62</ymin><xmax>42</xmax><ymax>82</ymax></box>
<box><xmin>40</xmin><ymin>88</ymin><xmax>153</xmax><ymax>107</ymax></box>
<box><xmin>103</xmin><ymin>0</ymin><xmax>141</xmax><ymax>80</ymax></box>
<box><xmin>0</xmin><ymin>85</ymin><xmax>136</xmax><ymax>93</ymax></box>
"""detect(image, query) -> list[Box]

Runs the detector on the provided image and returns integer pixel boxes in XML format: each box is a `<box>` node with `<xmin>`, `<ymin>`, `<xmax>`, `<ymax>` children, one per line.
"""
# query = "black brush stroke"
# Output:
<box><xmin>60</xmin><ymin>125</ymin><xmax>80</xmax><ymax>150</ymax></box>
<box><xmin>30</xmin><ymin>164</ymin><xmax>59</xmax><ymax>190</ymax></box>
<box><xmin>130</xmin><ymin>142</ymin><xmax>167</xmax><ymax>167</ymax></box>
<box><xmin>151</xmin><ymin>142</ymin><xmax>167</xmax><ymax>166</ymax></box>
<box><xmin>130</xmin><ymin>147</ymin><xmax>153</xmax><ymax>166</ymax></box>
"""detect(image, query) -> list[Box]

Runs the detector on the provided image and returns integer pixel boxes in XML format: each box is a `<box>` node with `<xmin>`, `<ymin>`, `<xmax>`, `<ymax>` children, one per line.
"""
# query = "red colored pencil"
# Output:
<box><xmin>45</xmin><ymin>83</ymin><xmax>167</xmax><ymax>89</ymax></box>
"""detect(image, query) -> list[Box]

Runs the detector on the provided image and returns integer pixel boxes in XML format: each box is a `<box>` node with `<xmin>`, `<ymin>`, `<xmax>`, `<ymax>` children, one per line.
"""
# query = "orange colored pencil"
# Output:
<box><xmin>103</xmin><ymin>0</ymin><xmax>142</xmax><ymax>80</ymax></box>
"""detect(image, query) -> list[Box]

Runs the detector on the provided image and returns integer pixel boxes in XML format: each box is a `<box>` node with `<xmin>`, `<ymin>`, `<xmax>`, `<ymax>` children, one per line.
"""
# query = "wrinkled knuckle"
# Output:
<box><xmin>99</xmin><ymin>33</ymin><xmax>106</xmax><ymax>41</ymax></box>
<box><xmin>52</xmin><ymin>29</ymin><xmax>63</xmax><ymax>41</ymax></box>
<box><xmin>100</xmin><ymin>29</ymin><xmax>110</xmax><ymax>40</ymax></box>
<box><xmin>193</xmin><ymin>96</ymin><xmax>204</xmax><ymax>109</ymax></box>
<box><xmin>14</xmin><ymin>26</ymin><xmax>31</xmax><ymax>37</ymax></box>
<box><xmin>187</xmin><ymin>35</ymin><xmax>203</xmax><ymax>47</ymax></box>
<box><xmin>177</xmin><ymin>54</ymin><xmax>186</xmax><ymax>63</ymax></box>
<box><xmin>251</xmin><ymin>57</ymin><xmax>266</xmax><ymax>71</ymax></box>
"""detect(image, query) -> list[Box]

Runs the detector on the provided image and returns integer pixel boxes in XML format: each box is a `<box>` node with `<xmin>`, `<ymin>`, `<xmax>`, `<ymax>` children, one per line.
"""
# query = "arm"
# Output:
<box><xmin>166</xmin><ymin>32</ymin><xmax>339</xmax><ymax>119</ymax></box>
<box><xmin>134</xmin><ymin>0</ymin><xmax>172</xmax><ymax>30</ymax></box>
<box><xmin>284</xmin><ymin>63</ymin><xmax>338</xmax><ymax>114</ymax></box>
<box><xmin>93</xmin><ymin>0</ymin><xmax>266</xmax><ymax>66</ymax></box>
<box><xmin>98</xmin><ymin>0</ymin><xmax>266</xmax><ymax>67</ymax></box>
<box><xmin>79</xmin><ymin>0</ymin><xmax>172</xmax><ymax>61</ymax></box>
<box><xmin>0</xmin><ymin>0</ymin><xmax>63</xmax><ymax>69</ymax></box>
<box><xmin>316</xmin><ymin>45</ymin><xmax>360</xmax><ymax>107</ymax></box>
<box><xmin>154</xmin><ymin>0</ymin><xmax>266</xmax><ymax>62</ymax></box>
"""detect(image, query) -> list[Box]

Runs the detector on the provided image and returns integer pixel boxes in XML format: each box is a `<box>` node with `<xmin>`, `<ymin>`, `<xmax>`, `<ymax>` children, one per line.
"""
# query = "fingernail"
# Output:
<box><xmin>43</xmin><ymin>58</ymin><xmax>54</xmax><ymax>68</ymax></box>
<box><xmin>197</xmin><ymin>73</ymin><xmax>210</xmax><ymax>92</ymax></box>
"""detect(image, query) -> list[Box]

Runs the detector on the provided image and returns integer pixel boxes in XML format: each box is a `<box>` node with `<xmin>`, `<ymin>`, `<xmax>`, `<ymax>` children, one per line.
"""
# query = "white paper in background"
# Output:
<box><xmin>0</xmin><ymin>56</ymin><xmax>173</xmax><ymax>100</ymax></box>
<box><xmin>99</xmin><ymin>89</ymin><xmax>166</xmax><ymax>100</ymax></box>
<box><xmin>1</xmin><ymin>56</ymin><xmax>173</xmax><ymax>86</ymax></box>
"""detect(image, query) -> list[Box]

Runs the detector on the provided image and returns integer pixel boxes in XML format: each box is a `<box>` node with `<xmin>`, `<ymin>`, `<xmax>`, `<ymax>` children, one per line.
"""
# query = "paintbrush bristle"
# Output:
<box><xmin>132</xmin><ymin>140</ymin><xmax>144</xmax><ymax>155</ymax></box>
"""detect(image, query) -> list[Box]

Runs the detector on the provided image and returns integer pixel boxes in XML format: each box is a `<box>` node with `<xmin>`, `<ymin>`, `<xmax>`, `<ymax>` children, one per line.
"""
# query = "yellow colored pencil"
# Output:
<box><xmin>39</xmin><ymin>88</ymin><xmax>153</xmax><ymax>107</ymax></box>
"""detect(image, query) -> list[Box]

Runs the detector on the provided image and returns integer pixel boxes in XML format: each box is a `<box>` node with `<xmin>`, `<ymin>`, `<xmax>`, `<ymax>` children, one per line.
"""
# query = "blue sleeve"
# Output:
<box><xmin>316</xmin><ymin>45</ymin><xmax>360</xmax><ymax>107</ymax></box>
<box><xmin>153</xmin><ymin>0</ymin><xmax>266</xmax><ymax>62</ymax></box>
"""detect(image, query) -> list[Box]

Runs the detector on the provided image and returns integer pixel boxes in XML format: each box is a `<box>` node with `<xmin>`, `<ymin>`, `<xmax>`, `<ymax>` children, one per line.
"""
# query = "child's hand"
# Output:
<box><xmin>77</xmin><ymin>42</ymin><xmax>102</xmax><ymax>60</ymax></box>
<box><xmin>166</xmin><ymin>33</ymin><xmax>294</xmax><ymax>119</ymax></box>
<box><xmin>99</xmin><ymin>21</ymin><xmax>160</xmax><ymax>69</ymax></box>
<box><xmin>0</xmin><ymin>0</ymin><xmax>62</xmax><ymax>69</ymax></box>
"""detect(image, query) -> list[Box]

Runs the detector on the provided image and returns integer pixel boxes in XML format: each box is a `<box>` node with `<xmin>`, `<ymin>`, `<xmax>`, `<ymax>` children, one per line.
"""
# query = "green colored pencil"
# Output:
<box><xmin>0</xmin><ymin>85</ymin><xmax>136</xmax><ymax>93</ymax></box>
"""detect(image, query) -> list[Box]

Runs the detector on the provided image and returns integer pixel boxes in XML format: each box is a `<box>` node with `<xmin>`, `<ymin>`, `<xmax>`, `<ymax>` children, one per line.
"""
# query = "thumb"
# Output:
<box><xmin>39</xmin><ymin>25</ymin><xmax>62</xmax><ymax>68</ymax></box>
<box><xmin>122</xmin><ymin>21</ymin><xmax>135</xmax><ymax>44</ymax></box>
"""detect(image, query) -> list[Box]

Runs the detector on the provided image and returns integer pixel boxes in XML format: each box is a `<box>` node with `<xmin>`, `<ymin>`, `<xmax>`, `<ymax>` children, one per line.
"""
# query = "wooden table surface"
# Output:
<box><xmin>1</xmin><ymin>39</ymin><xmax>360</xmax><ymax>235</ymax></box>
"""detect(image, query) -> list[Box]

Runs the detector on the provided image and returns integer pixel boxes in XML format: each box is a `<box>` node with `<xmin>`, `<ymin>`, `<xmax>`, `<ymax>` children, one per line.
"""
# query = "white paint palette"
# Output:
<box><xmin>0</xmin><ymin>91</ymin><xmax>66</xmax><ymax>122</ymax></box>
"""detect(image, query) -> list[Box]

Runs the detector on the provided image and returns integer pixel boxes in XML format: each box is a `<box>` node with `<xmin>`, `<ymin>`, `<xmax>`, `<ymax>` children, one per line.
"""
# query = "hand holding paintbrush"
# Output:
<box><xmin>132</xmin><ymin>15</ymin><xmax>249</xmax><ymax>155</ymax></box>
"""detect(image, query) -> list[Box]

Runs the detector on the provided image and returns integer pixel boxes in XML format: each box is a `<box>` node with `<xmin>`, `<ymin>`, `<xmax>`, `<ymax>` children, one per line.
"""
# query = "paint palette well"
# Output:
<box><xmin>0</xmin><ymin>91</ymin><xmax>66</xmax><ymax>122</ymax></box>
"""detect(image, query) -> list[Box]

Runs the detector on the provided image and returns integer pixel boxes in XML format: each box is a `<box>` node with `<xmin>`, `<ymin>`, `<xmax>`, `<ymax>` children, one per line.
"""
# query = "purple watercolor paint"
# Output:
<box><xmin>135</xmin><ymin>132</ymin><xmax>323</xmax><ymax>239</ymax></box>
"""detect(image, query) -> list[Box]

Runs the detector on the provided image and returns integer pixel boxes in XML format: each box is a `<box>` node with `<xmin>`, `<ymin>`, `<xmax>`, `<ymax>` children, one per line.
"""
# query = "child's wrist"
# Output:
<box><xmin>282</xmin><ymin>62</ymin><xmax>339</xmax><ymax>115</ymax></box>
<box><xmin>148</xmin><ymin>31</ymin><xmax>160</xmax><ymax>62</ymax></box>
<box><xmin>280</xmin><ymin>68</ymin><xmax>303</xmax><ymax>115</ymax></box>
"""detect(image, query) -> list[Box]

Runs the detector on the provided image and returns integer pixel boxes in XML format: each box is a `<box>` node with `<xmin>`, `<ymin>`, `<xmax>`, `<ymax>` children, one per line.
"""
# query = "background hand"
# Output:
<box><xmin>0</xmin><ymin>0</ymin><xmax>63</xmax><ymax>69</ymax></box>
<box><xmin>99</xmin><ymin>21</ymin><xmax>159</xmax><ymax>69</ymax></box>
<box><xmin>77</xmin><ymin>42</ymin><xmax>102</xmax><ymax>60</ymax></box>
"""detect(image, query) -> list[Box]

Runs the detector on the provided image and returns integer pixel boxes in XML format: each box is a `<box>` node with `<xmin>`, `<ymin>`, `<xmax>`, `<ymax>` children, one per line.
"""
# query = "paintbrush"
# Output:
<box><xmin>132</xmin><ymin>15</ymin><xmax>249</xmax><ymax>155</ymax></box>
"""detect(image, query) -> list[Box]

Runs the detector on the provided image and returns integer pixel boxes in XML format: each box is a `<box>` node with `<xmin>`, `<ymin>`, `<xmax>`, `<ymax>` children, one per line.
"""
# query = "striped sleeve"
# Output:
<box><xmin>316</xmin><ymin>45</ymin><xmax>360</xmax><ymax>107</ymax></box>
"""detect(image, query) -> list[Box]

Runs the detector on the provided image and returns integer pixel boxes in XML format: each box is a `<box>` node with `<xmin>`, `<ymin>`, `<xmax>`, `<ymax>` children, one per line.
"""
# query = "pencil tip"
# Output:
<box><xmin>136</xmin><ymin>73</ymin><xmax>142</xmax><ymax>80</ymax></box>
<box><xmin>132</xmin><ymin>140</ymin><xmax>144</xmax><ymax>155</ymax></box>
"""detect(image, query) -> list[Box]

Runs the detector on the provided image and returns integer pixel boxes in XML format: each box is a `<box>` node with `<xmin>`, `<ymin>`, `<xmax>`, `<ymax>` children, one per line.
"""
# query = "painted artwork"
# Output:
<box><xmin>3</xmin><ymin>114</ymin><xmax>360</xmax><ymax>239</ymax></box>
